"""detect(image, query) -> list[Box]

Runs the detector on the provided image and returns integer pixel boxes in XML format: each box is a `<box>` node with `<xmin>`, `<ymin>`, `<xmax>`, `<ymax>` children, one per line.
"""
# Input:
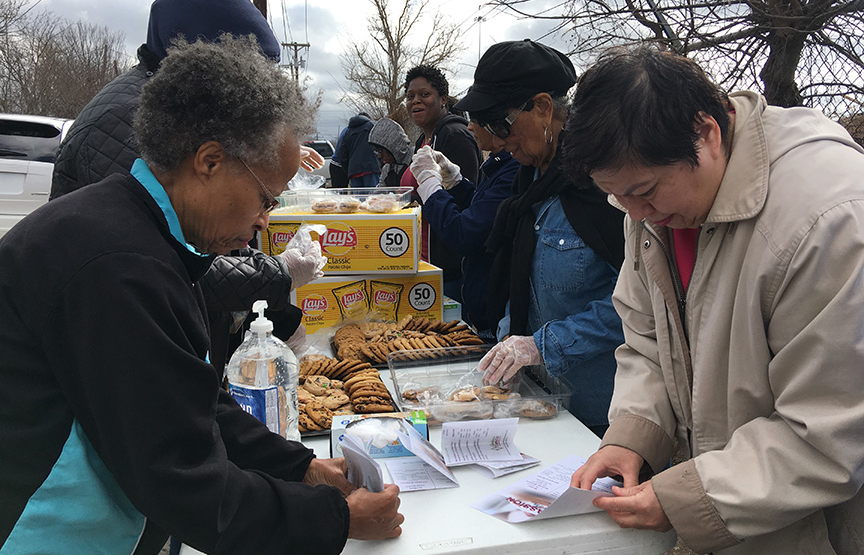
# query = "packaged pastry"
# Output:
<box><xmin>368</xmin><ymin>280</ymin><xmax>404</xmax><ymax>322</ymax></box>
<box><xmin>338</xmin><ymin>196</ymin><xmax>361</xmax><ymax>213</ymax></box>
<box><xmin>311</xmin><ymin>197</ymin><xmax>338</xmax><ymax>213</ymax></box>
<box><xmin>362</xmin><ymin>194</ymin><xmax>401</xmax><ymax>213</ymax></box>
<box><xmin>331</xmin><ymin>280</ymin><xmax>369</xmax><ymax>320</ymax></box>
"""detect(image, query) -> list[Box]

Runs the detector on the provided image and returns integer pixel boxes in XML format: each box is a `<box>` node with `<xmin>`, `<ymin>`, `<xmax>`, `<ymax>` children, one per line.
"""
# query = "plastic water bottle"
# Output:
<box><xmin>226</xmin><ymin>300</ymin><xmax>300</xmax><ymax>441</ymax></box>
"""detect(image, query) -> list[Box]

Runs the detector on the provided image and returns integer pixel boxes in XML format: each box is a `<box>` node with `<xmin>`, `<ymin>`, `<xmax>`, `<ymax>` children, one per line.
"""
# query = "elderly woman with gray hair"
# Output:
<box><xmin>450</xmin><ymin>40</ymin><xmax>626</xmax><ymax>437</ymax></box>
<box><xmin>0</xmin><ymin>35</ymin><xmax>402</xmax><ymax>555</ymax></box>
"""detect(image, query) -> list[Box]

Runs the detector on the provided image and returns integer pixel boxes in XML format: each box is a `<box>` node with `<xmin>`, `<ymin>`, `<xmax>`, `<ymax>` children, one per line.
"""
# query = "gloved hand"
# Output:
<box><xmin>410</xmin><ymin>146</ymin><xmax>443</xmax><ymax>203</ymax></box>
<box><xmin>430</xmin><ymin>150</ymin><xmax>462</xmax><ymax>189</ymax></box>
<box><xmin>478</xmin><ymin>335</ymin><xmax>542</xmax><ymax>385</ymax></box>
<box><xmin>286</xmin><ymin>323</ymin><xmax>307</xmax><ymax>351</ymax></box>
<box><xmin>279</xmin><ymin>240</ymin><xmax>327</xmax><ymax>290</ymax></box>
<box><xmin>299</xmin><ymin>145</ymin><xmax>325</xmax><ymax>172</ymax></box>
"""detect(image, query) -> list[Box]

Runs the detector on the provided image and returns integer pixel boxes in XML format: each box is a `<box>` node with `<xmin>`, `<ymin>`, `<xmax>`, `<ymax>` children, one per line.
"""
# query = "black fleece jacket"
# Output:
<box><xmin>0</xmin><ymin>174</ymin><xmax>349</xmax><ymax>555</ymax></box>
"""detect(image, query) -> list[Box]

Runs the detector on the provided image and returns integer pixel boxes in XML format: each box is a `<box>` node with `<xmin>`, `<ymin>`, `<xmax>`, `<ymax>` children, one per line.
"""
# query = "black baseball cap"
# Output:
<box><xmin>454</xmin><ymin>39</ymin><xmax>577</xmax><ymax>113</ymax></box>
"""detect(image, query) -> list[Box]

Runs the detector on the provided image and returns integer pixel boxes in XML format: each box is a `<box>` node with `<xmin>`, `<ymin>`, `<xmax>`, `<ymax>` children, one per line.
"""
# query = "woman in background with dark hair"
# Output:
<box><xmin>402</xmin><ymin>65</ymin><xmax>481</xmax><ymax>301</ymax></box>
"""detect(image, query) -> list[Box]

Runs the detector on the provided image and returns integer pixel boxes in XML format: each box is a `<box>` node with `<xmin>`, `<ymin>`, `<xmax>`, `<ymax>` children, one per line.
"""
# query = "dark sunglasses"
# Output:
<box><xmin>239</xmin><ymin>158</ymin><xmax>280</xmax><ymax>213</ymax></box>
<box><xmin>478</xmin><ymin>100</ymin><xmax>530</xmax><ymax>138</ymax></box>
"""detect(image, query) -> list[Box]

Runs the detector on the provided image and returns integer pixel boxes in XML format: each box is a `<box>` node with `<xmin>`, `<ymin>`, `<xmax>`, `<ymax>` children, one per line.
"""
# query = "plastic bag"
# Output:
<box><xmin>284</xmin><ymin>222</ymin><xmax>327</xmax><ymax>253</ymax></box>
<box><xmin>286</xmin><ymin>170</ymin><xmax>326</xmax><ymax>191</ymax></box>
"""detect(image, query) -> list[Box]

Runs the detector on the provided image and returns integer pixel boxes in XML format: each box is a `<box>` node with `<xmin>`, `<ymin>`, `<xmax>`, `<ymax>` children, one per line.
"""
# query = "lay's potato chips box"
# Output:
<box><xmin>291</xmin><ymin>262</ymin><xmax>443</xmax><ymax>334</ymax></box>
<box><xmin>259</xmin><ymin>207</ymin><xmax>421</xmax><ymax>274</ymax></box>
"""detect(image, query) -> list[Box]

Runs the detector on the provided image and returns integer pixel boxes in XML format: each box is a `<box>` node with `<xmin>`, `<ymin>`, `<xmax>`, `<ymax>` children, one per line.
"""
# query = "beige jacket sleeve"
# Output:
<box><xmin>601</xmin><ymin>219</ymin><xmax>677</xmax><ymax>473</ymax></box>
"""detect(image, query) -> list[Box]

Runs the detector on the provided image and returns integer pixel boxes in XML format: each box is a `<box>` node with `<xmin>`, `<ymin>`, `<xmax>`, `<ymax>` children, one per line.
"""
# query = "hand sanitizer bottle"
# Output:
<box><xmin>225</xmin><ymin>300</ymin><xmax>300</xmax><ymax>441</ymax></box>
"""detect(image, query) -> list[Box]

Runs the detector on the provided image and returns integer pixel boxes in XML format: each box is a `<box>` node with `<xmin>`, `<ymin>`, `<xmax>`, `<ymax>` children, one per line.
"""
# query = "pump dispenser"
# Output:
<box><xmin>226</xmin><ymin>300</ymin><xmax>300</xmax><ymax>441</ymax></box>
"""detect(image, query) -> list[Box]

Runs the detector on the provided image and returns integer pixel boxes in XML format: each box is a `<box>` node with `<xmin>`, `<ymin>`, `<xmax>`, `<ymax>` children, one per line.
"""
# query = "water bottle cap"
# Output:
<box><xmin>249</xmin><ymin>300</ymin><xmax>273</xmax><ymax>333</ymax></box>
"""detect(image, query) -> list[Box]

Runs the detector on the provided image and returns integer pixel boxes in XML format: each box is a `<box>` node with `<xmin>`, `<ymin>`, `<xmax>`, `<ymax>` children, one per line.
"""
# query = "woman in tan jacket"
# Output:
<box><xmin>567</xmin><ymin>45</ymin><xmax>864</xmax><ymax>555</ymax></box>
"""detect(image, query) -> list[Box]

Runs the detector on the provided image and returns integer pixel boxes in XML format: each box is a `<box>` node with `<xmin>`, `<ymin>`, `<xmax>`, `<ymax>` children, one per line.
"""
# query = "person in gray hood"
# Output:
<box><xmin>368</xmin><ymin>117</ymin><xmax>412</xmax><ymax>187</ymax></box>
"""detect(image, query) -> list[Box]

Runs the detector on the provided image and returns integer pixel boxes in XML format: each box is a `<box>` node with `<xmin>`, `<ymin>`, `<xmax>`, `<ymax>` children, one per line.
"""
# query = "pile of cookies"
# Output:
<box><xmin>297</xmin><ymin>361</ymin><xmax>398</xmax><ymax>434</ymax></box>
<box><xmin>299</xmin><ymin>353</ymin><xmax>375</xmax><ymax>380</ymax></box>
<box><xmin>332</xmin><ymin>316</ymin><xmax>487</xmax><ymax>364</ymax></box>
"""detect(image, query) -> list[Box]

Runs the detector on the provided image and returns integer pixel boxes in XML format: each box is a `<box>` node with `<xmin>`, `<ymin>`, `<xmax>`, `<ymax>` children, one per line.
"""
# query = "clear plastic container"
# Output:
<box><xmin>387</xmin><ymin>345</ymin><xmax>568</xmax><ymax>425</ymax></box>
<box><xmin>226</xmin><ymin>301</ymin><xmax>300</xmax><ymax>441</ymax></box>
<box><xmin>275</xmin><ymin>187</ymin><xmax>413</xmax><ymax>214</ymax></box>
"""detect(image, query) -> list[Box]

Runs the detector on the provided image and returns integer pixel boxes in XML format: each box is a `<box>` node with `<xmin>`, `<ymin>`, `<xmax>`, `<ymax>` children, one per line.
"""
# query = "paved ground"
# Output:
<box><xmin>665</xmin><ymin>537</ymin><xmax>697</xmax><ymax>555</ymax></box>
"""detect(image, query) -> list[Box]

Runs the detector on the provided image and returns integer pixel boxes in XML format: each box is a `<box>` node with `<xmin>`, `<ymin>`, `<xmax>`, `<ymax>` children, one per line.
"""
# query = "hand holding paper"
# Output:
<box><xmin>340</xmin><ymin>433</ymin><xmax>384</xmax><ymax>493</ymax></box>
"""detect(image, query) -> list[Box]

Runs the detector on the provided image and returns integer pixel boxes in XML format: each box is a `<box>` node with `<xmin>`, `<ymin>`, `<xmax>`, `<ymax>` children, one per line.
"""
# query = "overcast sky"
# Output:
<box><xmin>30</xmin><ymin>0</ymin><xmax>576</xmax><ymax>141</ymax></box>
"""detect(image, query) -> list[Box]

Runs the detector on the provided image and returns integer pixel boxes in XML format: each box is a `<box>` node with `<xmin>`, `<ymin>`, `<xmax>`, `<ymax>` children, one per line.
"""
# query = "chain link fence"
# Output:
<box><xmin>798</xmin><ymin>43</ymin><xmax>864</xmax><ymax>146</ymax></box>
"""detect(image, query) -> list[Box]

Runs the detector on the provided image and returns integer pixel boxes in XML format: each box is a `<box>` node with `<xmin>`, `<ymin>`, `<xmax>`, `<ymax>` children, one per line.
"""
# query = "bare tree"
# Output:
<box><xmin>0</xmin><ymin>0</ymin><xmax>132</xmax><ymax>117</ymax></box>
<box><xmin>339</xmin><ymin>0</ymin><xmax>467</xmax><ymax>135</ymax></box>
<box><xmin>489</xmin><ymin>1</ymin><xmax>864</xmax><ymax>112</ymax></box>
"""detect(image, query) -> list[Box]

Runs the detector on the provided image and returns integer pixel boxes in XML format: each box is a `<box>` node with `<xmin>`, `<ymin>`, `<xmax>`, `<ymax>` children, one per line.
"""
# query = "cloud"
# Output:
<box><xmin>28</xmin><ymin>0</ymin><xmax>576</xmax><ymax>141</ymax></box>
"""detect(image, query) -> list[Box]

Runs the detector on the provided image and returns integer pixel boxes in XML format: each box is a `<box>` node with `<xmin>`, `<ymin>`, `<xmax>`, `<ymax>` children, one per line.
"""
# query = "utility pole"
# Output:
<box><xmin>475</xmin><ymin>13</ymin><xmax>485</xmax><ymax>63</ymax></box>
<box><xmin>252</xmin><ymin>0</ymin><xmax>266</xmax><ymax>18</ymax></box>
<box><xmin>281</xmin><ymin>42</ymin><xmax>310</xmax><ymax>82</ymax></box>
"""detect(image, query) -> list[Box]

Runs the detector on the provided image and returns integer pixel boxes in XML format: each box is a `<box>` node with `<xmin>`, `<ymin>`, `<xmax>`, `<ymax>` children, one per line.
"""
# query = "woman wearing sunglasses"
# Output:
<box><xmin>455</xmin><ymin>40</ymin><xmax>626</xmax><ymax>437</ymax></box>
<box><xmin>402</xmin><ymin>65</ymin><xmax>482</xmax><ymax>302</ymax></box>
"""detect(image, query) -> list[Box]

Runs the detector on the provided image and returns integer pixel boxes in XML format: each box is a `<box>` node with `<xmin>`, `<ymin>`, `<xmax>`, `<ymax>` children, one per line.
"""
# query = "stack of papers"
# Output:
<box><xmin>341</xmin><ymin>417</ymin><xmax>540</xmax><ymax>492</ymax></box>
<box><xmin>472</xmin><ymin>453</ymin><xmax>621</xmax><ymax>523</ymax></box>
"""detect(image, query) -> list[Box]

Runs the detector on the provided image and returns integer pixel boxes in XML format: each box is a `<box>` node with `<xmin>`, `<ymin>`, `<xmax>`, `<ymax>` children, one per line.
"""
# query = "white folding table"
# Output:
<box><xmin>181</xmin><ymin>405</ymin><xmax>676</xmax><ymax>555</ymax></box>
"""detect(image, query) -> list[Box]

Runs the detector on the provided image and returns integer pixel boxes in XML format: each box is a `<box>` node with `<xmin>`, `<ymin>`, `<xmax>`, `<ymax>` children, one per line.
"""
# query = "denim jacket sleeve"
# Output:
<box><xmin>528</xmin><ymin>198</ymin><xmax>624</xmax><ymax>377</ymax></box>
<box><xmin>533</xmin><ymin>287</ymin><xmax>624</xmax><ymax>377</ymax></box>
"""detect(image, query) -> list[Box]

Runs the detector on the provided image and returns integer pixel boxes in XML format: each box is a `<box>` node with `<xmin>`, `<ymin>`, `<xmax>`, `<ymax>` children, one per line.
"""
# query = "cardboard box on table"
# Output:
<box><xmin>291</xmin><ymin>261</ymin><xmax>443</xmax><ymax>334</ymax></box>
<box><xmin>259</xmin><ymin>207</ymin><xmax>421</xmax><ymax>274</ymax></box>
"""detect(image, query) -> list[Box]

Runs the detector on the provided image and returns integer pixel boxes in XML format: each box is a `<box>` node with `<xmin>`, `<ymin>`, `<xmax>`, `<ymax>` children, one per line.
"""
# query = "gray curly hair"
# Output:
<box><xmin>134</xmin><ymin>34</ymin><xmax>312</xmax><ymax>173</ymax></box>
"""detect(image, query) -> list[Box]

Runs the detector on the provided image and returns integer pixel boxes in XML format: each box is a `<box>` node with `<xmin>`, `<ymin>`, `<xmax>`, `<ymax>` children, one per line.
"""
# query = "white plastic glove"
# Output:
<box><xmin>410</xmin><ymin>146</ymin><xmax>443</xmax><ymax>203</ymax></box>
<box><xmin>286</xmin><ymin>323</ymin><xmax>307</xmax><ymax>351</ymax></box>
<box><xmin>299</xmin><ymin>145</ymin><xmax>325</xmax><ymax>172</ymax></box>
<box><xmin>279</xmin><ymin>240</ymin><xmax>326</xmax><ymax>290</ymax></box>
<box><xmin>430</xmin><ymin>150</ymin><xmax>462</xmax><ymax>189</ymax></box>
<box><xmin>478</xmin><ymin>335</ymin><xmax>542</xmax><ymax>385</ymax></box>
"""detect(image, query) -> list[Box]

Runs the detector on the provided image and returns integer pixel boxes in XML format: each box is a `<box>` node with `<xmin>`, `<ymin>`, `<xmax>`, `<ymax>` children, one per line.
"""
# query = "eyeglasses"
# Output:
<box><xmin>239</xmin><ymin>158</ymin><xmax>280</xmax><ymax>213</ymax></box>
<box><xmin>481</xmin><ymin>100</ymin><xmax>530</xmax><ymax>139</ymax></box>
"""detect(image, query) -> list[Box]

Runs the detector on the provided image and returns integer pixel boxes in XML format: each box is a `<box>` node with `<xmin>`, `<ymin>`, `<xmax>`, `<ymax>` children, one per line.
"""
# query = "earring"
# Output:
<box><xmin>544</xmin><ymin>126</ymin><xmax>553</xmax><ymax>144</ymax></box>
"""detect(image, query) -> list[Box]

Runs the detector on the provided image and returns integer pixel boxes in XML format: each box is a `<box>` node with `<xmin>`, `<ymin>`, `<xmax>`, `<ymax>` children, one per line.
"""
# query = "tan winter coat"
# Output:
<box><xmin>602</xmin><ymin>91</ymin><xmax>864</xmax><ymax>554</ymax></box>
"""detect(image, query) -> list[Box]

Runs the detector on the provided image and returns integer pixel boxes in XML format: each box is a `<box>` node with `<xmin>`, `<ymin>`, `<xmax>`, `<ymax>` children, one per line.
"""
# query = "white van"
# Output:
<box><xmin>0</xmin><ymin>114</ymin><xmax>74</xmax><ymax>239</ymax></box>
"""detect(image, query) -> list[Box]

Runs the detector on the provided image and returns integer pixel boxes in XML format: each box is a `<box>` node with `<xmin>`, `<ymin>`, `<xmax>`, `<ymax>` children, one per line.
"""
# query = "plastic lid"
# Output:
<box><xmin>249</xmin><ymin>300</ymin><xmax>273</xmax><ymax>333</ymax></box>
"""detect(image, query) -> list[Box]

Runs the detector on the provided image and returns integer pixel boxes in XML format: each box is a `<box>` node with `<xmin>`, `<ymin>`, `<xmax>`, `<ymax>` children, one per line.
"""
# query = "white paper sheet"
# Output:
<box><xmin>440</xmin><ymin>418</ymin><xmax>523</xmax><ymax>466</ymax></box>
<box><xmin>472</xmin><ymin>454</ymin><xmax>621</xmax><ymax>523</ymax></box>
<box><xmin>395</xmin><ymin>419</ymin><xmax>459</xmax><ymax>486</ymax></box>
<box><xmin>384</xmin><ymin>457</ymin><xmax>461</xmax><ymax>491</ymax></box>
<box><xmin>472</xmin><ymin>453</ymin><xmax>542</xmax><ymax>478</ymax></box>
<box><xmin>340</xmin><ymin>434</ymin><xmax>384</xmax><ymax>493</ymax></box>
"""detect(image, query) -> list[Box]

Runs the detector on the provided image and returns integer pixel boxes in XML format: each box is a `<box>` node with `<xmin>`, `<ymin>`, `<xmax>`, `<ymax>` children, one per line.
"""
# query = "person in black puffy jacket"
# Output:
<box><xmin>50</xmin><ymin>0</ymin><xmax>310</xmax><ymax>375</ymax></box>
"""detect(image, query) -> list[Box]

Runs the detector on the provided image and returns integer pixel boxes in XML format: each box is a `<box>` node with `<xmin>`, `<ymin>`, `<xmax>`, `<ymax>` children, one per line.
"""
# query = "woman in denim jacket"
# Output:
<box><xmin>455</xmin><ymin>40</ymin><xmax>625</xmax><ymax>437</ymax></box>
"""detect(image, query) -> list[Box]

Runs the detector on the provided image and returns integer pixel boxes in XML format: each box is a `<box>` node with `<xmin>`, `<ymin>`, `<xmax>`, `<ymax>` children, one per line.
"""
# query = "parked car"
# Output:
<box><xmin>302</xmin><ymin>139</ymin><xmax>334</xmax><ymax>186</ymax></box>
<box><xmin>0</xmin><ymin>114</ymin><xmax>74</xmax><ymax>239</ymax></box>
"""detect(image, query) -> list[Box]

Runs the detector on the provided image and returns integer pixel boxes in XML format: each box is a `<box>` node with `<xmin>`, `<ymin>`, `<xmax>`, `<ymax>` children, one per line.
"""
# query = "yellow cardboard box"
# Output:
<box><xmin>291</xmin><ymin>262</ymin><xmax>443</xmax><ymax>334</ymax></box>
<box><xmin>259</xmin><ymin>207</ymin><xmax>421</xmax><ymax>274</ymax></box>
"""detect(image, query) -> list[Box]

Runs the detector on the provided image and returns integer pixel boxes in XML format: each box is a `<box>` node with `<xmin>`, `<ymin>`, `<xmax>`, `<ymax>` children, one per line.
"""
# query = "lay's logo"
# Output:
<box><xmin>272</xmin><ymin>230</ymin><xmax>296</xmax><ymax>245</ymax></box>
<box><xmin>340</xmin><ymin>289</ymin><xmax>366</xmax><ymax>308</ymax></box>
<box><xmin>301</xmin><ymin>294</ymin><xmax>328</xmax><ymax>316</ymax></box>
<box><xmin>374</xmin><ymin>288</ymin><xmax>398</xmax><ymax>305</ymax></box>
<box><xmin>320</xmin><ymin>222</ymin><xmax>358</xmax><ymax>256</ymax></box>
